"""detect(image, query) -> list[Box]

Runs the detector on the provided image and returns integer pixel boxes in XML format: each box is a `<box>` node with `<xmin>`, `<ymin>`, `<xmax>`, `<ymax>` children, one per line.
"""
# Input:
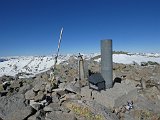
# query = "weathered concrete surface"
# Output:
<box><xmin>101</xmin><ymin>40</ymin><xmax>113</xmax><ymax>89</ymax></box>
<box><xmin>81</xmin><ymin>81</ymin><xmax>138</xmax><ymax>108</ymax></box>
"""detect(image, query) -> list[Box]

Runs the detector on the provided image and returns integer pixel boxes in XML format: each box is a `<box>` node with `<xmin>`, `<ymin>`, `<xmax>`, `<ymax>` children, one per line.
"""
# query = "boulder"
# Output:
<box><xmin>81</xmin><ymin>81</ymin><xmax>138</xmax><ymax>108</ymax></box>
<box><xmin>34</xmin><ymin>91</ymin><xmax>45</xmax><ymax>102</ymax></box>
<box><xmin>33</xmin><ymin>80</ymin><xmax>46</xmax><ymax>92</ymax></box>
<box><xmin>30</xmin><ymin>103</ymin><xmax>43</xmax><ymax>111</ymax></box>
<box><xmin>25</xmin><ymin>89</ymin><xmax>36</xmax><ymax>100</ymax></box>
<box><xmin>28</xmin><ymin>109</ymin><xmax>45</xmax><ymax>120</ymax></box>
<box><xmin>0</xmin><ymin>94</ymin><xmax>26</xmax><ymax>119</ymax></box>
<box><xmin>10</xmin><ymin>79</ymin><xmax>23</xmax><ymax>89</ymax></box>
<box><xmin>6</xmin><ymin>106</ymin><xmax>34</xmax><ymax>120</ymax></box>
<box><xmin>19</xmin><ymin>83</ymin><xmax>32</xmax><ymax>94</ymax></box>
<box><xmin>59</xmin><ymin>106</ymin><xmax>70</xmax><ymax>113</ymax></box>
<box><xmin>43</xmin><ymin>103</ymin><xmax>60</xmax><ymax>112</ymax></box>
<box><xmin>65</xmin><ymin>82</ymin><xmax>80</xmax><ymax>94</ymax></box>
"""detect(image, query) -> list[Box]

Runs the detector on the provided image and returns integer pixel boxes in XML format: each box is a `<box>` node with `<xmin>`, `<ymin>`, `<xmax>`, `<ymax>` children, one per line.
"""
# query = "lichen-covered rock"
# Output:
<box><xmin>45</xmin><ymin>111</ymin><xmax>76</xmax><ymax>120</ymax></box>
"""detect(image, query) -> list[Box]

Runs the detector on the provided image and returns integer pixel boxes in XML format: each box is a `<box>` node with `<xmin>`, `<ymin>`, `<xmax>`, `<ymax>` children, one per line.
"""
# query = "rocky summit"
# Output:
<box><xmin>0</xmin><ymin>55</ymin><xmax>160</xmax><ymax>120</ymax></box>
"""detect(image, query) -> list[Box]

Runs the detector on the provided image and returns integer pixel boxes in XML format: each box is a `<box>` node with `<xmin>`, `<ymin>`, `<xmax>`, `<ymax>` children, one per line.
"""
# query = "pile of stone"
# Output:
<box><xmin>0</xmin><ymin>55</ymin><xmax>160</xmax><ymax>120</ymax></box>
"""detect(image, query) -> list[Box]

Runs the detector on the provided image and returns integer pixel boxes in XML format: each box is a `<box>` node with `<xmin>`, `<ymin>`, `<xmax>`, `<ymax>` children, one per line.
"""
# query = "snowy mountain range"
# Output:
<box><xmin>1</xmin><ymin>53</ymin><xmax>160</xmax><ymax>77</ymax></box>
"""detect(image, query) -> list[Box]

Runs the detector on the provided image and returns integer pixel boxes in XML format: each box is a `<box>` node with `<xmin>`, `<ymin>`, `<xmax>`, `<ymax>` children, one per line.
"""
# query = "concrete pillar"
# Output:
<box><xmin>101</xmin><ymin>39</ymin><xmax>113</xmax><ymax>89</ymax></box>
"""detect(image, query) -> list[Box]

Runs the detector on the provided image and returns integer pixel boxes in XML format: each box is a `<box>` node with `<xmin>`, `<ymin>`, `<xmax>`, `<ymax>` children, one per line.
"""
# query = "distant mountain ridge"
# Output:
<box><xmin>0</xmin><ymin>52</ymin><xmax>160</xmax><ymax>78</ymax></box>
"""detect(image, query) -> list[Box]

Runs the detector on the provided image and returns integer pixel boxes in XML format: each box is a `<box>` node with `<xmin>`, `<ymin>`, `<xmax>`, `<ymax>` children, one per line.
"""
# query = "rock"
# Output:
<box><xmin>30</xmin><ymin>103</ymin><xmax>43</xmax><ymax>111</ymax></box>
<box><xmin>2</xmin><ymin>81</ymin><xmax>10</xmax><ymax>90</ymax></box>
<box><xmin>59</xmin><ymin>93</ymin><xmax>80</xmax><ymax>104</ymax></box>
<box><xmin>141</xmin><ymin>62</ymin><xmax>148</xmax><ymax>66</ymax></box>
<box><xmin>141</xmin><ymin>79</ymin><xmax>146</xmax><ymax>89</ymax></box>
<box><xmin>6</xmin><ymin>106</ymin><xmax>34</xmax><ymax>120</ymax></box>
<box><xmin>45</xmin><ymin>111</ymin><xmax>76</xmax><ymax>120</ymax></box>
<box><xmin>113</xmin><ymin>63</ymin><xmax>126</xmax><ymax>70</ymax></box>
<box><xmin>0</xmin><ymin>84</ymin><xmax>3</xmax><ymax>92</ymax></box>
<box><xmin>81</xmin><ymin>82</ymin><xmax>138</xmax><ymax>108</ymax></box>
<box><xmin>148</xmin><ymin>61</ymin><xmax>159</xmax><ymax>65</ymax></box>
<box><xmin>123</xmin><ymin>113</ymin><xmax>135</xmax><ymax>120</ymax></box>
<box><xmin>34</xmin><ymin>91</ymin><xmax>45</xmax><ymax>102</ymax></box>
<box><xmin>0</xmin><ymin>94</ymin><xmax>26</xmax><ymax>119</ymax></box>
<box><xmin>81</xmin><ymin>86</ymin><xmax>92</xmax><ymax>101</ymax></box>
<box><xmin>27</xmin><ymin>115</ymin><xmax>37</xmax><ymax>120</ymax></box>
<box><xmin>56</xmin><ymin>89</ymin><xmax>66</xmax><ymax>97</ymax></box>
<box><xmin>30</xmin><ymin>99</ymin><xmax>48</xmax><ymax>106</ymax></box>
<box><xmin>157</xmin><ymin>95</ymin><xmax>160</xmax><ymax>100</ymax></box>
<box><xmin>134</xmin><ymin>76</ymin><xmax>141</xmax><ymax>81</ymax></box>
<box><xmin>45</xmin><ymin>82</ymin><xmax>52</xmax><ymax>93</ymax></box>
<box><xmin>33</xmin><ymin>80</ymin><xmax>46</xmax><ymax>92</ymax></box>
<box><xmin>19</xmin><ymin>83</ymin><xmax>32</xmax><ymax>94</ymax></box>
<box><xmin>51</xmin><ymin>92</ymin><xmax>59</xmax><ymax>103</ymax></box>
<box><xmin>10</xmin><ymin>79</ymin><xmax>22</xmax><ymax>89</ymax></box>
<box><xmin>0</xmin><ymin>75</ymin><xmax>14</xmax><ymax>82</ymax></box>
<box><xmin>134</xmin><ymin>95</ymin><xmax>160</xmax><ymax>114</ymax></box>
<box><xmin>58</xmin><ymin>82</ymin><xmax>66</xmax><ymax>89</ymax></box>
<box><xmin>31</xmin><ymin>109</ymin><xmax>45</xmax><ymax>120</ymax></box>
<box><xmin>65</xmin><ymin>82</ymin><xmax>80</xmax><ymax>94</ymax></box>
<box><xmin>42</xmin><ymin>72</ymin><xmax>50</xmax><ymax>80</ymax></box>
<box><xmin>59</xmin><ymin>106</ymin><xmax>70</xmax><ymax>113</ymax></box>
<box><xmin>43</xmin><ymin>103</ymin><xmax>60</xmax><ymax>112</ymax></box>
<box><xmin>25</xmin><ymin>89</ymin><xmax>36</xmax><ymax>100</ymax></box>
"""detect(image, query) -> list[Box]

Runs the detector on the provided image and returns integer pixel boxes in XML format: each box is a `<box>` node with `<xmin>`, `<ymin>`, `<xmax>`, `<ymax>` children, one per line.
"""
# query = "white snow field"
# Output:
<box><xmin>0</xmin><ymin>53</ymin><xmax>160</xmax><ymax>77</ymax></box>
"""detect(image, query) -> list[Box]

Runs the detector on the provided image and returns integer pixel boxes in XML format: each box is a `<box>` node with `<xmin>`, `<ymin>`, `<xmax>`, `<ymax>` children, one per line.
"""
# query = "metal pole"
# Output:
<box><xmin>54</xmin><ymin>27</ymin><xmax>63</xmax><ymax>68</ymax></box>
<box><xmin>101</xmin><ymin>39</ymin><xmax>113</xmax><ymax>89</ymax></box>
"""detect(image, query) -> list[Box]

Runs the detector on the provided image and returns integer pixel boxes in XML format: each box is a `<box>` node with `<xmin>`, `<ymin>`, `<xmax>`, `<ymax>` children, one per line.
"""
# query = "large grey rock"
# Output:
<box><xmin>30</xmin><ymin>103</ymin><xmax>42</xmax><ymax>111</ymax></box>
<box><xmin>0</xmin><ymin>94</ymin><xmax>26</xmax><ymax>119</ymax></box>
<box><xmin>65</xmin><ymin>82</ymin><xmax>80</xmax><ymax>94</ymax></box>
<box><xmin>42</xmin><ymin>73</ymin><xmax>50</xmax><ymax>81</ymax></box>
<box><xmin>25</xmin><ymin>89</ymin><xmax>36</xmax><ymax>100</ymax></box>
<box><xmin>43</xmin><ymin>103</ymin><xmax>60</xmax><ymax>112</ymax></box>
<box><xmin>81</xmin><ymin>86</ymin><xmax>92</xmax><ymax>101</ymax></box>
<box><xmin>6</xmin><ymin>106</ymin><xmax>33</xmax><ymax>120</ymax></box>
<box><xmin>135</xmin><ymin>95</ymin><xmax>160</xmax><ymax>113</ymax></box>
<box><xmin>45</xmin><ymin>111</ymin><xmax>76</xmax><ymax>120</ymax></box>
<box><xmin>34</xmin><ymin>91</ymin><xmax>45</xmax><ymax>102</ymax></box>
<box><xmin>19</xmin><ymin>83</ymin><xmax>32</xmax><ymax>94</ymax></box>
<box><xmin>33</xmin><ymin>80</ymin><xmax>46</xmax><ymax>92</ymax></box>
<box><xmin>81</xmin><ymin>81</ymin><xmax>138</xmax><ymax>108</ymax></box>
<box><xmin>28</xmin><ymin>109</ymin><xmax>45</xmax><ymax>120</ymax></box>
<box><xmin>10</xmin><ymin>79</ymin><xmax>23</xmax><ymax>89</ymax></box>
<box><xmin>59</xmin><ymin>106</ymin><xmax>70</xmax><ymax>113</ymax></box>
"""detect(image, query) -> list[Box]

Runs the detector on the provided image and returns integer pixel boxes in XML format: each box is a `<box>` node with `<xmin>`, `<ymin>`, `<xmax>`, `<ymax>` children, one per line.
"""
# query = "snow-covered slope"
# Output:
<box><xmin>1</xmin><ymin>53</ymin><xmax>160</xmax><ymax>77</ymax></box>
<box><xmin>0</xmin><ymin>55</ymin><xmax>69</xmax><ymax>77</ymax></box>
<box><xmin>94</xmin><ymin>53</ymin><xmax>160</xmax><ymax>64</ymax></box>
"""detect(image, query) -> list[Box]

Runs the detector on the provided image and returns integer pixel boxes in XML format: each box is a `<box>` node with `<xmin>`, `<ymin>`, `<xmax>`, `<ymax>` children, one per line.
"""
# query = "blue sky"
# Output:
<box><xmin>0</xmin><ymin>0</ymin><xmax>160</xmax><ymax>56</ymax></box>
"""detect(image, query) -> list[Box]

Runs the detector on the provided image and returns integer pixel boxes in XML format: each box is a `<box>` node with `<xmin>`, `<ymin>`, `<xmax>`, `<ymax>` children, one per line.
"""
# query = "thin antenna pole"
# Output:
<box><xmin>56</xmin><ymin>27</ymin><xmax>63</xmax><ymax>58</ymax></box>
<box><xmin>54</xmin><ymin>27</ymin><xmax>63</xmax><ymax>67</ymax></box>
<box><xmin>50</xmin><ymin>27</ymin><xmax>64</xmax><ymax>84</ymax></box>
